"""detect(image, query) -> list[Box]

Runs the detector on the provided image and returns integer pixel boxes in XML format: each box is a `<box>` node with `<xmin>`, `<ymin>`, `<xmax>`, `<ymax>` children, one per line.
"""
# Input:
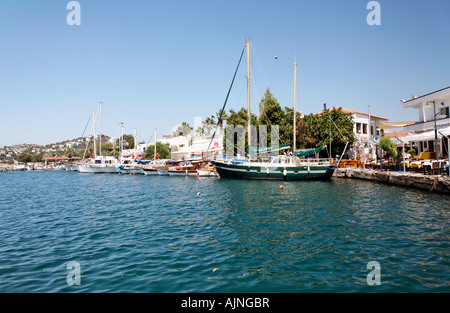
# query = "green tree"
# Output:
<box><xmin>144</xmin><ymin>142</ymin><xmax>171</xmax><ymax>159</ymax></box>
<box><xmin>258</xmin><ymin>88</ymin><xmax>287</xmax><ymax>148</ymax></box>
<box><xmin>173</xmin><ymin>122</ymin><xmax>193</xmax><ymax>136</ymax></box>
<box><xmin>380</xmin><ymin>137</ymin><xmax>398</xmax><ymax>159</ymax></box>
<box><xmin>216</xmin><ymin>109</ymin><xmax>228</xmax><ymax>131</ymax></box>
<box><xmin>116</xmin><ymin>134</ymin><xmax>135</xmax><ymax>150</ymax></box>
<box><xmin>32</xmin><ymin>152</ymin><xmax>45</xmax><ymax>163</ymax></box>
<box><xmin>195</xmin><ymin>126</ymin><xmax>205</xmax><ymax>136</ymax></box>
<box><xmin>297</xmin><ymin>107</ymin><xmax>356</xmax><ymax>158</ymax></box>
<box><xmin>16</xmin><ymin>152</ymin><xmax>33</xmax><ymax>163</ymax></box>
<box><xmin>223</xmin><ymin>108</ymin><xmax>258</xmax><ymax>156</ymax></box>
<box><xmin>202</xmin><ymin>116</ymin><xmax>216</xmax><ymax>136</ymax></box>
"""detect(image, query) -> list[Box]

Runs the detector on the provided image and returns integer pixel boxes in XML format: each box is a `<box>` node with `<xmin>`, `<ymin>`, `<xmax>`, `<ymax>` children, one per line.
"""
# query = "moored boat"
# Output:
<box><xmin>211</xmin><ymin>155</ymin><xmax>334</xmax><ymax>180</ymax></box>
<box><xmin>207</xmin><ymin>39</ymin><xmax>335</xmax><ymax>181</ymax></box>
<box><xmin>143</xmin><ymin>160</ymin><xmax>182</xmax><ymax>175</ymax></box>
<box><xmin>78</xmin><ymin>155</ymin><xmax>120</xmax><ymax>173</ymax></box>
<box><xmin>167</xmin><ymin>162</ymin><xmax>199</xmax><ymax>176</ymax></box>
<box><xmin>197</xmin><ymin>162</ymin><xmax>219</xmax><ymax>177</ymax></box>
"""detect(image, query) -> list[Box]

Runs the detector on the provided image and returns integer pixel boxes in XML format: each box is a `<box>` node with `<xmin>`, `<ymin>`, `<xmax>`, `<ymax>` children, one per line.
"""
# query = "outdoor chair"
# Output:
<box><xmin>431</xmin><ymin>161</ymin><xmax>440</xmax><ymax>175</ymax></box>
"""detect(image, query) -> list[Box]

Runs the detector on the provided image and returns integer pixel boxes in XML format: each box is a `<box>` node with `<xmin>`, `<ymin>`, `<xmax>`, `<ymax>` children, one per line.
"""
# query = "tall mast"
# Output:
<box><xmin>118</xmin><ymin>122</ymin><xmax>121</xmax><ymax>158</ymax></box>
<box><xmin>246</xmin><ymin>39</ymin><xmax>251</xmax><ymax>155</ymax></box>
<box><xmin>93</xmin><ymin>109</ymin><xmax>96</xmax><ymax>157</ymax></box>
<box><xmin>99</xmin><ymin>101</ymin><xmax>103</xmax><ymax>157</ymax></box>
<box><xmin>120</xmin><ymin>123</ymin><xmax>124</xmax><ymax>159</ymax></box>
<box><xmin>293</xmin><ymin>62</ymin><xmax>297</xmax><ymax>153</ymax></box>
<box><xmin>154</xmin><ymin>128</ymin><xmax>157</xmax><ymax>161</ymax></box>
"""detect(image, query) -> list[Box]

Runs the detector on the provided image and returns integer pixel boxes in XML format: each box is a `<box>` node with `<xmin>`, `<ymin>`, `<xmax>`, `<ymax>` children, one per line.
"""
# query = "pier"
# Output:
<box><xmin>334</xmin><ymin>168</ymin><xmax>450</xmax><ymax>194</ymax></box>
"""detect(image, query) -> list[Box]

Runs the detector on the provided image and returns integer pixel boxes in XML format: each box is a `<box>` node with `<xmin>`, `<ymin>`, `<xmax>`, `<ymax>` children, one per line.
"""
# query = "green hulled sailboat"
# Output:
<box><xmin>209</xmin><ymin>39</ymin><xmax>335</xmax><ymax>181</ymax></box>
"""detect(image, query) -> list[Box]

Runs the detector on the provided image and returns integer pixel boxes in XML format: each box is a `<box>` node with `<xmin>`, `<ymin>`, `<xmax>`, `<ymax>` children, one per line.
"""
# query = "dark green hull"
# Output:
<box><xmin>210</xmin><ymin>160</ymin><xmax>335</xmax><ymax>181</ymax></box>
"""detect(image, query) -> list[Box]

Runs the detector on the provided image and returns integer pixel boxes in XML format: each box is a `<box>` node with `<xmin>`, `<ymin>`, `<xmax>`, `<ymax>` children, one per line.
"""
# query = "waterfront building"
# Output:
<box><xmin>170</xmin><ymin>134</ymin><xmax>224</xmax><ymax>160</ymax></box>
<box><xmin>326</xmin><ymin>108</ymin><xmax>388</xmax><ymax>162</ymax></box>
<box><xmin>401</xmin><ymin>86</ymin><xmax>450</xmax><ymax>158</ymax></box>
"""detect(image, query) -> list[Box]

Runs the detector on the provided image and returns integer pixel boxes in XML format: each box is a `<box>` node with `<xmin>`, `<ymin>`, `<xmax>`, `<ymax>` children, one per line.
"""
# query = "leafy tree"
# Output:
<box><xmin>223</xmin><ymin>108</ymin><xmax>258</xmax><ymax>156</ymax></box>
<box><xmin>173</xmin><ymin>122</ymin><xmax>193</xmax><ymax>137</ymax></box>
<box><xmin>32</xmin><ymin>152</ymin><xmax>45</xmax><ymax>163</ymax></box>
<box><xmin>296</xmin><ymin>107</ymin><xmax>355</xmax><ymax>158</ymax></box>
<box><xmin>407</xmin><ymin>148</ymin><xmax>416</xmax><ymax>157</ymax></box>
<box><xmin>144</xmin><ymin>142</ymin><xmax>171</xmax><ymax>159</ymax></box>
<box><xmin>380</xmin><ymin>137</ymin><xmax>398</xmax><ymax>159</ymax></box>
<box><xmin>195</xmin><ymin>126</ymin><xmax>205</xmax><ymax>136</ymax></box>
<box><xmin>258</xmin><ymin>88</ymin><xmax>286</xmax><ymax>148</ymax></box>
<box><xmin>117</xmin><ymin>134</ymin><xmax>135</xmax><ymax>150</ymax></box>
<box><xmin>202</xmin><ymin>116</ymin><xmax>216</xmax><ymax>136</ymax></box>
<box><xmin>216</xmin><ymin>109</ymin><xmax>228</xmax><ymax>131</ymax></box>
<box><xmin>16</xmin><ymin>152</ymin><xmax>33</xmax><ymax>163</ymax></box>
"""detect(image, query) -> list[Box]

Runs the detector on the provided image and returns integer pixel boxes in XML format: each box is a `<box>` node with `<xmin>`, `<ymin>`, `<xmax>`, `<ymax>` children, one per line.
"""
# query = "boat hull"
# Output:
<box><xmin>157</xmin><ymin>169</ymin><xmax>169</xmax><ymax>176</ymax></box>
<box><xmin>143</xmin><ymin>169</ymin><xmax>159</xmax><ymax>175</ymax></box>
<box><xmin>167</xmin><ymin>170</ymin><xmax>198</xmax><ymax>176</ymax></box>
<box><xmin>210</xmin><ymin>160</ymin><xmax>335</xmax><ymax>181</ymax></box>
<box><xmin>64</xmin><ymin>165</ymin><xmax>79</xmax><ymax>171</ymax></box>
<box><xmin>78</xmin><ymin>165</ymin><xmax>119</xmax><ymax>173</ymax></box>
<box><xmin>197</xmin><ymin>169</ymin><xmax>219</xmax><ymax>177</ymax></box>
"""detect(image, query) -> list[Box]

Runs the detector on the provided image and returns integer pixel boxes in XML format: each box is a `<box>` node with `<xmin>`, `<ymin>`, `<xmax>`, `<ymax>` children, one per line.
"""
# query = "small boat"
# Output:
<box><xmin>118</xmin><ymin>156</ymin><xmax>145</xmax><ymax>174</ymax></box>
<box><xmin>78</xmin><ymin>102</ymin><xmax>120</xmax><ymax>174</ymax></box>
<box><xmin>167</xmin><ymin>162</ymin><xmax>199</xmax><ymax>176</ymax></box>
<box><xmin>64</xmin><ymin>164</ymin><xmax>79</xmax><ymax>171</ymax></box>
<box><xmin>143</xmin><ymin>160</ymin><xmax>182</xmax><ymax>175</ymax></box>
<box><xmin>157</xmin><ymin>169</ymin><xmax>169</xmax><ymax>176</ymax></box>
<box><xmin>78</xmin><ymin>155</ymin><xmax>120</xmax><ymax>173</ymax></box>
<box><xmin>197</xmin><ymin>163</ymin><xmax>219</xmax><ymax>177</ymax></box>
<box><xmin>14</xmin><ymin>163</ymin><xmax>27</xmax><ymax>171</ymax></box>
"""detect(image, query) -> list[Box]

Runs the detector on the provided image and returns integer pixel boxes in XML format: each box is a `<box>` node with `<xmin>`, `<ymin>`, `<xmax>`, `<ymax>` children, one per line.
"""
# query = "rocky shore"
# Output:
<box><xmin>334</xmin><ymin>168</ymin><xmax>450</xmax><ymax>194</ymax></box>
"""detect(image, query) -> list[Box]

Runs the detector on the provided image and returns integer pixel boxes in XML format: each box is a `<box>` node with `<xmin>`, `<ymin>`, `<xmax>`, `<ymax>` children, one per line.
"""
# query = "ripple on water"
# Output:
<box><xmin>0</xmin><ymin>171</ymin><xmax>449</xmax><ymax>292</ymax></box>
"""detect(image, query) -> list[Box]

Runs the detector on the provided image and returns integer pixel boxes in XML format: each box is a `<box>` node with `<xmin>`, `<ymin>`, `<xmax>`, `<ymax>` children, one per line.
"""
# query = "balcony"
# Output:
<box><xmin>404</xmin><ymin>117</ymin><xmax>450</xmax><ymax>133</ymax></box>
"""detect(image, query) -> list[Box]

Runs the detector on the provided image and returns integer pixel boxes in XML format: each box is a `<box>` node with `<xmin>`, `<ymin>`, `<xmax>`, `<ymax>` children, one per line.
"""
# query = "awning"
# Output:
<box><xmin>380</xmin><ymin>121</ymin><xmax>417</xmax><ymax>129</ymax></box>
<box><xmin>404</xmin><ymin>126</ymin><xmax>450</xmax><ymax>142</ymax></box>
<box><xmin>248</xmin><ymin>144</ymin><xmax>289</xmax><ymax>155</ymax></box>
<box><xmin>295</xmin><ymin>146</ymin><xmax>324</xmax><ymax>157</ymax></box>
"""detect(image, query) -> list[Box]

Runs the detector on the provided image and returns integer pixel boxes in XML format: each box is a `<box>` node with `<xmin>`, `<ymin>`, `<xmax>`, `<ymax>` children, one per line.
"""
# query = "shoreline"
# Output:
<box><xmin>334</xmin><ymin>168</ymin><xmax>450</xmax><ymax>194</ymax></box>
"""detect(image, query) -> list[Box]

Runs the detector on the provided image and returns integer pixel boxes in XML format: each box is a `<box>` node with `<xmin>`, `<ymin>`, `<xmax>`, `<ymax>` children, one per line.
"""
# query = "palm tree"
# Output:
<box><xmin>216</xmin><ymin>109</ymin><xmax>228</xmax><ymax>134</ymax></box>
<box><xmin>202</xmin><ymin>116</ymin><xmax>216</xmax><ymax>136</ymax></box>
<box><xmin>195</xmin><ymin>126</ymin><xmax>205</xmax><ymax>137</ymax></box>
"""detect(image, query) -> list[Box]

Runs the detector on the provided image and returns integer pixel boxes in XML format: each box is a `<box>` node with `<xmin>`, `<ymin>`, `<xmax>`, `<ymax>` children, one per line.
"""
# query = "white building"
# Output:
<box><xmin>169</xmin><ymin>135</ymin><xmax>224</xmax><ymax>160</ymax></box>
<box><xmin>340</xmin><ymin>108</ymin><xmax>389</xmax><ymax>160</ymax></box>
<box><xmin>401</xmin><ymin>86</ymin><xmax>450</xmax><ymax>158</ymax></box>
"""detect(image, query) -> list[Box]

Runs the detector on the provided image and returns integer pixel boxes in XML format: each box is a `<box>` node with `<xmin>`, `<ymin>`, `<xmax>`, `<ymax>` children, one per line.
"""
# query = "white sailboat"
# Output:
<box><xmin>78</xmin><ymin>102</ymin><xmax>120</xmax><ymax>174</ymax></box>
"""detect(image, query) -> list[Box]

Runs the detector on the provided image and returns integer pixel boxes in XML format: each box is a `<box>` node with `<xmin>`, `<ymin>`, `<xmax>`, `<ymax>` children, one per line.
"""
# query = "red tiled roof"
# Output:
<box><xmin>339</xmin><ymin>108</ymin><xmax>389</xmax><ymax>121</ymax></box>
<box><xmin>315</xmin><ymin>107</ymin><xmax>389</xmax><ymax>120</ymax></box>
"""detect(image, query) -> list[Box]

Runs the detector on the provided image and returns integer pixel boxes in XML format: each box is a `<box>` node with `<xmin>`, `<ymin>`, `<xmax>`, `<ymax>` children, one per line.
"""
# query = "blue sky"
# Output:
<box><xmin>1</xmin><ymin>0</ymin><xmax>449</xmax><ymax>146</ymax></box>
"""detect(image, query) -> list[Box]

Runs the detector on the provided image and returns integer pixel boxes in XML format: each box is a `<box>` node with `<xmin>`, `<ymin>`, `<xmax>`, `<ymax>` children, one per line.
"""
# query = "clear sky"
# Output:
<box><xmin>1</xmin><ymin>0</ymin><xmax>449</xmax><ymax>147</ymax></box>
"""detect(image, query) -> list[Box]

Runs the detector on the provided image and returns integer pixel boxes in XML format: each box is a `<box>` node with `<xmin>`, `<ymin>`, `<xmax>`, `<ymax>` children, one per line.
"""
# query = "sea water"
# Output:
<box><xmin>0</xmin><ymin>170</ymin><xmax>449</xmax><ymax>292</ymax></box>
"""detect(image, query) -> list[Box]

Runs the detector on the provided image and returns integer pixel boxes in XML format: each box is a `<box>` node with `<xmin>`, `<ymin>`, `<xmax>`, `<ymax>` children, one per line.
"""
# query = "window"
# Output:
<box><xmin>440</xmin><ymin>107</ymin><xmax>449</xmax><ymax>118</ymax></box>
<box><xmin>363</xmin><ymin>124</ymin><xmax>367</xmax><ymax>134</ymax></box>
<box><xmin>356</xmin><ymin>123</ymin><xmax>361</xmax><ymax>133</ymax></box>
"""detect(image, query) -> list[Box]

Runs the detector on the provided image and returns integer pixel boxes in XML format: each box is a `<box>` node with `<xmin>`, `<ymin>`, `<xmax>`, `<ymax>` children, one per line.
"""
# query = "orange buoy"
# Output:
<box><xmin>279</xmin><ymin>185</ymin><xmax>284</xmax><ymax>190</ymax></box>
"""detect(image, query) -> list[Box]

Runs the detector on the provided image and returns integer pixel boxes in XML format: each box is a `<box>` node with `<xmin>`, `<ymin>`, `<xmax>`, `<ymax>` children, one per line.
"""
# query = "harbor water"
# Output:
<box><xmin>0</xmin><ymin>170</ymin><xmax>449</xmax><ymax>292</ymax></box>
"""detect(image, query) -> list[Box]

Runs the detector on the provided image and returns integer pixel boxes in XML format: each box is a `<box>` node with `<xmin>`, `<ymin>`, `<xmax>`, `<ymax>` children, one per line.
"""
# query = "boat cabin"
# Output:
<box><xmin>269</xmin><ymin>156</ymin><xmax>295</xmax><ymax>164</ymax></box>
